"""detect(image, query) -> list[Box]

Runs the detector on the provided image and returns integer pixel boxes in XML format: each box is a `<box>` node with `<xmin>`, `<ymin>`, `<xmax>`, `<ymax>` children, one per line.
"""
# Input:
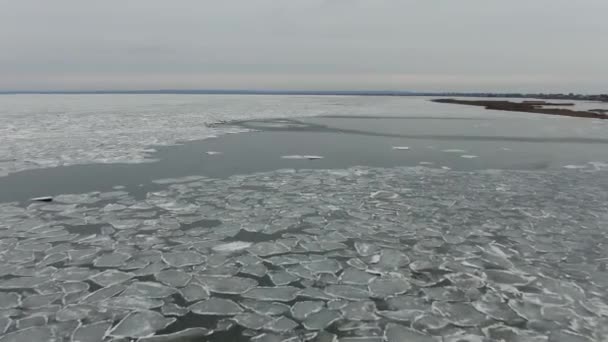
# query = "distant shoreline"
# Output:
<box><xmin>0</xmin><ymin>89</ymin><xmax>606</xmax><ymax>102</ymax></box>
<box><xmin>433</xmin><ymin>99</ymin><xmax>608</xmax><ymax>119</ymax></box>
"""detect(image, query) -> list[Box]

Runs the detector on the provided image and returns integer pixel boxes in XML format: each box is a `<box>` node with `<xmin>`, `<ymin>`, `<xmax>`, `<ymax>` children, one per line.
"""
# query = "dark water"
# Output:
<box><xmin>1</xmin><ymin>116</ymin><xmax>608</xmax><ymax>203</ymax></box>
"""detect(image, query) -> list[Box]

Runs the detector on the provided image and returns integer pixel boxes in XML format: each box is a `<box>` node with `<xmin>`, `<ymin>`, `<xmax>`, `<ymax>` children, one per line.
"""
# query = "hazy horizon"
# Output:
<box><xmin>1</xmin><ymin>0</ymin><xmax>607</xmax><ymax>93</ymax></box>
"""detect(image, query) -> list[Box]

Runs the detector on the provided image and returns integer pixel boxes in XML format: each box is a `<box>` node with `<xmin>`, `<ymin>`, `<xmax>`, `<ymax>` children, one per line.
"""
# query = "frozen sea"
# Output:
<box><xmin>1</xmin><ymin>95</ymin><xmax>608</xmax><ymax>341</ymax></box>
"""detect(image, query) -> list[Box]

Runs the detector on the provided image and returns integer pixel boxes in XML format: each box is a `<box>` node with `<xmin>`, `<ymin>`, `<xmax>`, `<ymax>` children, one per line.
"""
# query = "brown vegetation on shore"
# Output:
<box><xmin>433</xmin><ymin>99</ymin><xmax>608</xmax><ymax>119</ymax></box>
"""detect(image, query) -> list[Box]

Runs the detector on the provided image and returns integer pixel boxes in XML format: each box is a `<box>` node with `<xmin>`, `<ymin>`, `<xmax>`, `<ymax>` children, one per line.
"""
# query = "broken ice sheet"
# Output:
<box><xmin>179</xmin><ymin>283</ymin><xmax>210</xmax><ymax>302</ymax></box>
<box><xmin>122</xmin><ymin>281</ymin><xmax>177</xmax><ymax>298</ymax></box>
<box><xmin>89</xmin><ymin>270</ymin><xmax>135</xmax><ymax>287</ymax></box>
<box><xmin>265</xmin><ymin>316</ymin><xmax>299</xmax><ymax>333</ymax></box>
<box><xmin>71</xmin><ymin>321</ymin><xmax>112</xmax><ymax>342</ymax></box>
<box><xmin>302</xmin><ymin>309</ymin><xmax>342</xmax><ymax>330</ymax></box>
<box><xmin>384</xmin><ymin>323</ymin><xmax>438</xmax><ymax>342</ymax></box>
<box><xmin>244</xmin><ymin>286</ymin><xmax>300</xmax><ymax>302</ymax></box>
<box><xmin>138</xmin><ymin>327</ymin><xmax>213</xmax><ymax>342</ymax></box>
<box><xmin>249</xmin><ymin>242</ymin><xmax>291</xmax><ymax>257</ymax></box>
<box><xmin>161</xmin><ymin>251</ymin><xmax>206</xmax><ymax>267</ymax></box>
<box><xmin>291</xmin><ymin>301</ymin><xmax>325</xmax><ymax>321</ymax></box>
<box><xmin>341</xmin><ymin>301</ymin><xmax>379</xmax><ymax>321</ymax></box>
<box><xmin>432</xmin><ymin>301</ymin><xmax>488</xmax><ymax>327</ymax></box>
<box><xmin>240</xmin><ymin>300</ymin><xmax>291</xmax><ymax>316</ymax></box>
<box><xmin>109</xmin><ymin>310</ymin><xmax>176</xmax><ymax>338</ymax></box>
<box><xmin>369</xmin><ymin>277</ymin><xmax>411</xmax><ymax>297</ymax></box>
<box><xmin>155</xmin><ymin>269</ymin><xmax>192</xmax><ymax>287</ymax></box>
<box><xmin>325</xmin><ymin>285</ymin><xmax>370</xmax><ymax>300</ymax></box>
<box><xmin>93</xmin><ymin>252</ymin><xmax>131</xmax><ymax>268</ymax></box>
<box><xmin>233</xmin><ymin>312</ymin><xmax>273</xmax><ymax>330</ymax></box>
<box><xmin>268</xmin><ymin>270</ymin><xmax>298</xmax><ymax>286</ymax></box>
<box><xmin>304</xmin><ymin>259</ymin><xmax>342</xmax><ymax>274</ymax></box>
<box><xmin>197</xmin><ymin>275</ymin><xmax>257</xmax><ymax>294</ymax></box>
<box><xmin>212</xmin><ymin>241</ymin><xmax>252</xmax><ymax>253</ymax></box>
<box><xmin>189</xmin><ymin>298</ymin><xmax>243</xmax><ymax>315</ymax></box>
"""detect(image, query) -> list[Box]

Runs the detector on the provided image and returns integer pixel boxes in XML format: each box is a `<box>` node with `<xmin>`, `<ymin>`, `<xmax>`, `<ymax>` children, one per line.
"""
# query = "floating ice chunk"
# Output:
<box><xmin>339</xmin><ymin>338</ymin><xmax>383</xmax><ymax>342</ymax></box>
<box><xmin>197</xmin><ymin>275</ymin><xmax>257</xmax><ymax>294</ymax></box>
<box><xmin>392</xmin><ymin>146</ymin><xmax>410</xmax><ymax>150</ymax></box>
<box><xmin>286</xmin><ymin>265</ymin><xmax>316</xmax><ymax>280</ymax></box>
<box><xmin>138</xmin><ymin>328</ymin><xmax>213</xmax><ymax>342</ymax></box>
<box><xmin>304</xmin><ymin>259</ymin><xmax>342</xmax><ymax>274</ymax></box>
<box><xmin>90</xmin><ymin>270</ymin><xmax>134</xmax><ymax>287</ymax></box>
<box><xmin>482</xmin><ymin>324</ymin><xmax>548</xmax><ymax>342</ymax></box>
<box><xmin>249</xmin><ymin>242</ymin><xmax>290</xmax><ymax>257</ymax></box>
<box><xmin>179</xmin><ymin>283</ymin><xmax>210</xmax><ymax>302</ymax></box>
<box><xmin>189</xmin><ymin>298</ymin><xmax>243</xmax><ymax>315</ymax></box>
<box><xmin>324</xmin><ymin>285</ymin><xmax>370</xmax><ymax>300</ymax></box>
<box><xmin>265</xmin><ymin>316</ymin><xmax>299</xmax><ymax>333</ymax></box>
<box><xmin>281</xmin><ymin>155</ymin><xmax>324</xmax><ymax>160</ymax></box>
<box><xmin>354</xmin><ymin>242</ymin><xmax>378</xmax><ymax>257</ymax></box>
<box><xmin>241</xmin><ymin>263</ymin><xmax>268</xmax><ymax>278</ymax></box>
<box><xmin>250</xmin><ymin>333</ymin><xmax>284</xmax><ymax>342</ymax></box>
<box><xmin>155</xmin><ymin>269</ymin><xmax>192</xmax><ymax>287</ymax></box>
<box><xmin>0</xmin><ymin>318</ymin><xmax>9</xmax><ymax>335</ymax></box>
<box><xmin>93</xmin><ymin>252</ymin><xmax>131</xmax><ymax>268</ymax></box>
<box><xmin>298</xmin><ymin>287</ymin><xmax>334</xmax><ymax>301</ymax></box>
<box><xmin>376</xmin><ymin>249</ymin><xmax>410</xmax><ymax>270</ymax></box>
<box><xmin>0</xmin><ymin>276</ymin><xmax>47</xmax><ymax>289</ymax></box>
<box><xmin>269</xmin><ymin>271</ymin><xmax>298</xmax><ymax>286</ymax></box>
<box><xmin>233</xmin><ymin>312</ymin><xmax>273</xmax><ymax>330</ymax></box>
<box><xmin>369</xmin><ymin>277</ymin><xmax>411</xmax><ymax>297</ymax></box>
<box><xmin>206</xmin><ymin>151</ymin><xmax>223</xmax><ymax>155</ymax></box>
<box><xmin>82</xmin><ymin>284</ymin><xmax>127</xmax><ymax>303</ymax></box>
<box><xmin>340</xmin><ymin>268</ymin><xmax>376</xmax><ymax>285</ymax></box>
<box><xmin>244</xmin><ymin>286</ymin><xmax>300</xmax><ymax>302</ymax></box>
<box><xmin>161</xmin><ymin>251</ymin><xmax>206</xmax><ymax>267</ymax></box>
<box><xmin>472</xmin><ymin>295</ymin><xmax>521</xmax><ymax>323</ymax></box>
<box><xmin>432</xmin><ymin>301</ymin><xmax>488</xmax><ymax>327</ymax></box>
<box><xmin>422</xmin><ymin>287</ymin><xmax>467</xmax><ymax>302</ymax></box>
<box><xmin>341</xmin><ymin>301</ymin><xmax>378</xmax><ymax>321</ymax></box>
<box><xmin>212</xmin><ymin>241</ymin><xmax>252</xmax><ymax>253</ymax></box>
<box><xmin>412</xmin><ymin>314</ymin><xmax>449</xmax><ymax>333</ymax></box>
<box><xmin>71</xmin><ymin>321</ymin><xmax>112</xmax><ymax>342</ymax></box>
<box><xmin>302</xmin><ymin>309</ymin><xmax>341</xmax><ymax>330</ymax></box>
<box><xmin>0</xmin><ymin>326</ymin><xmax>54</xmax><ymax>342</ymax></box>
<box><xmin>0</xmin><ymin>292</ymin><xmax>20</xmax><ymax>309</ymax></box>
<box><xmin>442</xmin><ymin>149</ymin><xmax>467</xmax><ymax>153</ymax></box>
<box><xmin>31</xmin><ymin>196</ymin><xmax>53</xmax><ymax>202</ymax></box>
<box><xmin>378</xmin><ymin>309</ymin><xmax>424</xmax><ymax>322</ymax></box>
<box><xmin>483</xmin><ymin>270</ymin><xmax>535</xmax><ymax>289</ymax></box>
<box><xmin>441</xmin><ymin>332</ymin><xmax>486</xmax><ymax>342</ymax></box>
<box><xmin>16</xmin><ymin>316</ymin><xmax>47</xmax><ymax>330</ymax></box>
<box><xmin>22</xmin><ymin>293</ymin><xmax>61</xmax><ymax>309</ymax></box>
<box><xmin>161</xmin><ymin>303</ymin><xmax>188</xmax><ymax>317</ymax></box>
<box><xmin>291</xmin><ymin>301</ymin><xmax>324</xmax><ymax>321</ymax></box>
<box><xmin>122</xmin><ymin>281</ymin><xmax>177</xmax><ymax>298</ymax></box>
<box><xmin>460</xmin><ymin>155</ymin><xmax>478</xmax><ymax>159</ymax></box>
<box><xmin>384</xmin><ymin>323</ymin><xmax>438</xmax><ymax>342</ymax></box>
<box><xmin>347</xmin><ymin>258</ymin><xmax>368</xmax><ymax>270</ymax></box>
<box><xmin>109</xmin><ymin>310</ymin><xmax>175</xmax><ymax>338</ymax></box>
<box><xmin>240</xmin><ymin>300</ymin><xmax>291</xmax><ymax>316</ymax></box>
<box><xmin>419</xmin><ymin>162</ymin><xmax>434</xmax><ymax>165</ymax></box>
<box><xmin>101</xmin><ymin>296</ymin><xmax>164</xmax><ymax>310</ymax></box>
<box><xmin>370</xmin><ymin>191</ymin><xmax>398</xmax><ymax>200</ymax></box>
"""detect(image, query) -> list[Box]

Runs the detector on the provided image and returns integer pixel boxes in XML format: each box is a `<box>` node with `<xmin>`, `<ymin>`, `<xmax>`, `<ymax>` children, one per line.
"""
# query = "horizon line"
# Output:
<box><xmin>0</xmin><ymin>89</ymin><xmax>604</xmax><ymax>96</ymax></box>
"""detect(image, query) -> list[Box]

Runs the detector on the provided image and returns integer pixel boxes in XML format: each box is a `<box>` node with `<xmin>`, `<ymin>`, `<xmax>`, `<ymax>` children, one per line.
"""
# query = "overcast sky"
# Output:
<box><xmin>1</xmin><ymin>0</ymin><xmax>607</xmax><ymax>92</ymax></box>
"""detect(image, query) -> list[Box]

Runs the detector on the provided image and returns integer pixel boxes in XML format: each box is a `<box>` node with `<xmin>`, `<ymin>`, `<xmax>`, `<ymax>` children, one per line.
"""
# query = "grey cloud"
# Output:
<box><xmin>0</xmin><ymin>0</ymin><xmax>607</xmax><ymax>92</ymax></box>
